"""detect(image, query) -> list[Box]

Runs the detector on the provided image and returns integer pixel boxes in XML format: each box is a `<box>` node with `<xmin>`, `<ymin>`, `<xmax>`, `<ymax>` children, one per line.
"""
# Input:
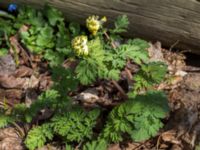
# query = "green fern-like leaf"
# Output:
<box><xmin>44</xmin><ymin>49</ymin><xmax>64</xmax><ymax>67</ymax></box>
<box><xmin>75</xmin><ymin>38</ymin><xmax>107</xmax><ymax>85</ymax></box>
<box><xmin>83</xmin><ymin>140</ymin><xmax>107</xmax><ymax>150</ymax></box>
<box><xmin>25</xmin><ymin>124</ymin><xmax>53</xmax><ymax>150</ymax></box>
<box><xmin>65</xmin><ymin>144</ymin><xmax>74</xmax><ymax>150</ymax></box>
<box><xmin>134</xmin><ymin>62</ymin><xmax>167</xmax><ymax>91</ymax></box>
<box><xmin>51</xmin><ymin>108</ymin><xmax>100</xmax><ymax>142</ymax></box>
<box><xmin>0</xmin><ymin>113</ymin><xmax>14</xmax><ymax>128</ymax></box>
<box><xmin>25</xmin><ymin>90</ymin><xmax>60</xmax><ymax>123</ymax></box>
<box><xmin>101</xmin><ymin>91</ymin><xmax>169</xmax><ymax>142</ymax></box>
<box><xmin>51</xmin><ymin>66</ymin><xmax>78</xmax><ymax>94</ymax></box>
<box><xmin>44</xmin><ymin>5</ymin><xmax>64</xmax><ymax>26</ymax></box>
<box><xmin>111</xmin><ymin>15</ymin><xmax>129</xmax><ymax>33</ymax></box>
<box><xmin>119</xmin><ymin>39</ymin><xmax>149</xmax><ymax>64</ymax></box>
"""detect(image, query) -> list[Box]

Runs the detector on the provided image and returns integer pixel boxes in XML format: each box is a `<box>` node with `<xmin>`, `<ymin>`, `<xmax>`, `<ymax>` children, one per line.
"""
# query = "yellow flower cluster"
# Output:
<box><xmin>72</xmin><ymin>35</ymin><xmax>89</xmax><ymax>56</ymax></box>
<box><xmin>86</xmin><ymin>15</ymin><xmax>107</xmax><ymax>36</ymax></box>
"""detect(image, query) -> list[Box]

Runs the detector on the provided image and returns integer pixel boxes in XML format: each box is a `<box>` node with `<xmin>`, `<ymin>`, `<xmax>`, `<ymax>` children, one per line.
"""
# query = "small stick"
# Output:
<box><xmin>111</xmin><ymin>80</ymin><xmax>127</xmax><ymax>99</ymax></box>
<box><xmin>125</xmin><ymin>68</ymin><xmax>133</xmax><ymax>81</ymax></box>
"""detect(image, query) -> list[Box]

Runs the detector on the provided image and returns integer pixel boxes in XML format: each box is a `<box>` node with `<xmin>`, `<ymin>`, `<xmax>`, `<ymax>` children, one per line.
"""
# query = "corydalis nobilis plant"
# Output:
<box><xmin>0</xmin><ymin>5</ymin><xmax>170</xmax><ymax>150</ymax></box>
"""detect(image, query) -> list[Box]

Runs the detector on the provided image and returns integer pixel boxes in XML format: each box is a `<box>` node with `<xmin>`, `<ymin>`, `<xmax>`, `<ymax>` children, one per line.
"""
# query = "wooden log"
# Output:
<box><xmin>1</xmin><ymin>0</ymin><xmax>200</xmax><ymax>54</ymax></box>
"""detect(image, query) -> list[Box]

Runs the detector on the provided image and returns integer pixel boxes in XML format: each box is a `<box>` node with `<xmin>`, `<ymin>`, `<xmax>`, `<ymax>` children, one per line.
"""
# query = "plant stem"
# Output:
<box><xmin>103</xmin><ymin>31</ymin><xmax>128</xmax><ymax>98</ymax></box>
<box><xmin>104</xmin><ymin>31</ymin><xmax>116</xmax><ymax>49</ymax></box>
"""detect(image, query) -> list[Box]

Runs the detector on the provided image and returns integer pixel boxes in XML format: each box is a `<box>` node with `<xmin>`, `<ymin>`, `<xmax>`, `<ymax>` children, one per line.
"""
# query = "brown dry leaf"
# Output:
<box><xmin>5</xmin><ymin>89</ymin><xmax>24</xmax><ymax>100</ymax></box>
<box><xmin>163</xmin><ymin>50</ymin><xmax>186</xmax><ymax>75</ymax></box>
<box><xmin>0</xmin><ymin>127</ymin><xmax>24</xmax><ymax>150</ymax></box>
<box><xmin>184</xmin><ymin>73</ymin><xmax>200</xmax><ymax>91</ymax></box>
<box><xmin>0</xmin><ymin>138</ymin><xmax>24</xmax><ymax>150</ymax></box>
<box><xmin>74</xmin><ymin>88</ymin><xmax>99</xmax><ymax>104</ymax></box>
<box><xmin>0</xmin><ymin>75</ymin><xmax>39</xmax><ymax>89</ymax></box>
<box><xmin>0</xmin><ymin>75</ymin><xmax>29</xmax><ymax>89</ymax></box>
<box><xmin>9</xmin><ymin>36</ymin><xmax>20</xmax><ymax>54</ymax></box>
<box><xmin>39</xmin><ymin>75</ymin><xmax>53</xmax><ymax>91</ymax></box>
<box><xmin>125</xmin><ymin>143</ymin><xmax>140</xmax><ymax>150</ymax></box>
<box><xmin>10</xmin><ymin>35</ymin><xmax>31</xmax><ymax>66</ymax></box>
<box><xmin>161</xmin><ymin>130</ymin><xmax>180</xmax><ymax>144</ymax></box>
<box><xmin>148</xmin><ymin>42</ymin><xmax>166</xmax><ymax>62</ymax></box>
<box><xmin>0</xmin><ymin>55</ymin><xmax>16</xmax><ymax>76</ymax></box>
<box><xmin>108</xmin><ymin>143</ymin><xmax>121</xmax><ymax>150</ymax></box>
<box><xmin>25</xmin><ymin>89</ymin><xmax>38</xmax><ymax>107</ymax></box>
<box><xmin>170</xmin><ymin>144</ymin><xmax>183</xmax><ymax>150</ymax></box>
<box><xmin>14</xmin><ymin>66</ymin><xmax>33</xmax><ymax>78</ymax></box>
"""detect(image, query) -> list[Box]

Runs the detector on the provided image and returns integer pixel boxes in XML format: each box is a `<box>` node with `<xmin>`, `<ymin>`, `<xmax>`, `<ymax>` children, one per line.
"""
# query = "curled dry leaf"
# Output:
<box><xmin>161</xmin><ymin>130</ymin><xmax>180</xmax><ymax>144</ymax></box>
<box><xmin>0</xmin><ymin>127</ymin><xmax>24</xmax><ymax>150</ymax></box>
<box><xmin>0</xmin><ymin>75</ymin><xmax>39</xmax><ymax>89</ymax></box>
<box><xmin>5</xmin><ymin>89</ymin><xmax>24</xmax><ymax>100</ymax></box>
<box><xmin>184</xmin><ymin>73</ymin><xmax>200</xmax><ymax>91</ymax></box>
<box><xmin>148</xmin><ymin>42</ymin><xmax>166</xmax><ymax>63</ymax></box>
<box><xmin>0</xmin><ymin>75</ymin><xmax>30</xmax><ymax>89</ymax></box>
<box><xmin>14</xmin><ymin>66</ymin><xmax>33</xmax><ymax>78</ymax></box>
<box><xmin>74</xmin><ymin>88</ymin><xmax>99</xmax><ymax>106</ymax></box>
<box><xmin>108</xmin><ymin>143</ymin><xmax>121</xmax><ymax>150</ymax></box>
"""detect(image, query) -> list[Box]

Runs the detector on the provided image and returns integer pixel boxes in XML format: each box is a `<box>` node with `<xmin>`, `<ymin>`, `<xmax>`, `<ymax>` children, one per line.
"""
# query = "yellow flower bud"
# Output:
<box><xmin>86</xmin><ymin>15</ymin><xmax>107</xmax><ymax>36</ymax></box>
<box><xmin>72</xmin><ymin>35</ymin><xmax>89</xmax><ymax>56</ymax></box>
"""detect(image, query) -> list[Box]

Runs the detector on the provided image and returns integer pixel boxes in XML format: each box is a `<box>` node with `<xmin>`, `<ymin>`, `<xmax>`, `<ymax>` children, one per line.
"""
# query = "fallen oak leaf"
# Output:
<box><xmin>0</xmin><ymin>127</ymin><xmax>24</xmax><ymax>150</ymax></box>
<box><xmin>0</xmin><ymin>75</ymin><xmax>39</xmax><ymax>89</ymax></box>
<box><xmin>14</xmin><ymin>66</ymin><xmax>33</xmax><ymax>78</ymax></box>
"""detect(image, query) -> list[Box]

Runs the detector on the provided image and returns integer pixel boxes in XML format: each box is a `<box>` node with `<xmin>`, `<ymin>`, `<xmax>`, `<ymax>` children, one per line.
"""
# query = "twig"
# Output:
<box><xmin>132</xmin><ymin>139</ymin><xmax>152</xmax><ymax>150</ymax></box>
<box><xmin>156</xmin><ymin>134</ymin><xmax>162</xmax><ymax>150</ymax></box>
<box><xmin>180</xmin><ymin>49</ymin><xmax>192</xmax><ymax>54</ymax></box>
<box><xmin>112</xmin><ymin>80</ymin><xmax>127</xmax><ymax>99</ymax></box>
<box><xmin>75</xmin><ymin>141</ymin><xmax>83</xmax><ymax>150</ymax></box>
<box><xmin>125</xmin><ymin>68</ymin><xmax>133</xmax><ymax>82</ymax></box>
<box><xmin>169</xmin><ymin>40</ymin><xmax>179</xmax><ymax>51</ymax></box>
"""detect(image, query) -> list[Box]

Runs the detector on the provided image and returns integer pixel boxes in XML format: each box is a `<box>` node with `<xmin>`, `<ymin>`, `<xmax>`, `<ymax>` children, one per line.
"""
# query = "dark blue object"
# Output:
<box><xmin>8</xmin><ymin>4</ymin><xmax>17</xmax><ymax>12</ymax></box>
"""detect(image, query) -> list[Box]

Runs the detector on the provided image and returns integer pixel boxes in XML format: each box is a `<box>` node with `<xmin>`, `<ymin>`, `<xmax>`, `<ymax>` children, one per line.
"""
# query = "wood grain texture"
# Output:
<box><xmin>1</xmin><ymin>0</ymin><xmax>200</xmax><ymax>54</ymax></box>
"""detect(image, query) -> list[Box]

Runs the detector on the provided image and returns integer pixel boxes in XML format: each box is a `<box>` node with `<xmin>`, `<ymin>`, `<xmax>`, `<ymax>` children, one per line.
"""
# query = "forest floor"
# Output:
<box><xmin>0</xmin><ymin>38</ymin><xmax>200</xmax><ymax>150</ymax></box>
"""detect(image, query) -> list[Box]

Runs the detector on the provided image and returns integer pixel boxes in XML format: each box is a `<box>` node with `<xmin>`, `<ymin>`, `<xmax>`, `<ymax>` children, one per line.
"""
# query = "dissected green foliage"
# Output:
<box><xmin>25</xmin><ymin>90</ymin><xmax>60</xmax><ymax>123</ymax></box>
<box><xmin>105</xmin><ymin>38</ymin><xmax>149</xmax><ymax>80</ymax></box>
<box><xmin>134</xmin><ymin>62</ymin><xmax>168</xmax><ymax>92</ymax></box>
<box><xmin>17</xmin><ymin>5</ymin><xmax>71</xmax><ymax>67</ymax></box>
<box><xmin>75</xmin><ymin>37</ymin><xmax>107</xmax><ymax>84</ymax></box>
<box><xmin>111</xmin><ymin>15</ymin><xmax>129</xmax><ymax>34</ymax></box>
<box><xmin>101</xmin><ymin>91</ymin><xmax>169</xmax><ymax>142</ymax></box>
<box><xmin>76</xmin><ymin>37</ymin><xmax>149</xmax><ymax>84</ymax></box>
<box><xmin>51</xmin><ymin>66</ymin><xmax>78</xmax><ymax>94</ymax></box>
<box><xmin>83</xmin><ymin>140</ymin><xmax>108</xmax><ymax>150</ymax></box>
<box><xmin>0</xmin><ymin>113</ymin><xmax>14</xmax><ymax>128</ymax></box>
<box><xmin>0</xmin><ymin>5</ymin><xmax>171</xmax><ymax>150</ymax></box>
<box><xmin>50</xmin><ymin>108</ymin><xmax>100</xmax><ymax>142</ymax></box>
<box><xmin>0</xmin><ymin>17</ymin><xmax>15</xmax><ymax>55</ymax></box>
<box><xmin>24</xmin><ymin>108</ymin><xmax>100</xmax><ymax>150</ymax></box>
<box><xmin>25</xmin><ymin>124</ymin><xmax>53</xmax><ymax>150</ymax></box>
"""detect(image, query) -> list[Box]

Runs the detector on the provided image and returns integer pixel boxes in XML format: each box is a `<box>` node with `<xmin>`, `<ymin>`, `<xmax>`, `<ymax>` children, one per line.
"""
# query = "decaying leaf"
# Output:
<box><xmin>0</xmin><ymin>127</ymin><xmax>24</xmax><ymax>150</ymax></box>
<box><xmin>0</xmin><ymin>55</ymin><xmax>16</xmax><ymax>76</ymax></box>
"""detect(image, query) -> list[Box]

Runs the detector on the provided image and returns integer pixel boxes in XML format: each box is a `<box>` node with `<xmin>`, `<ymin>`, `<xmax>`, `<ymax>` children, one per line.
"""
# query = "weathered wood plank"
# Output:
<box><xmin>1</xmin><ymin>0</ymin><xmax>200</xmax><ymax>54</ymax></box>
